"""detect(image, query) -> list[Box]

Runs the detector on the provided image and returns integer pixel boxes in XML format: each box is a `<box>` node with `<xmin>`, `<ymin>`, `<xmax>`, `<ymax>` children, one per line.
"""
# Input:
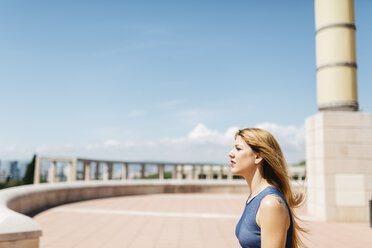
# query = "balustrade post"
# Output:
<box><xmin>122</xmin><ymin>163</ymin><xmax>128</xmax><ymax>180</ymax></box>
<box><xmin>227</xmin><ymin>167</ymin><xmax>233</xmax><ymax>180</ymax></box>
<box><xmin>84</xmin><ymin>161</ymin><xmax>90</xmax><ymax>181</ymax></box>
<box><xmin>34</xmin><ymin>156</ymin><xmax>41</xmax><ymax>184</ymax></box>
<box><xmin>181</xmin><ymin>164</ymin><xmax>185</xmax><ymax>179</ymax></box>
<box><xmin>158</xmin><ymin>164</ymin><xmax>165</xmax><ymax>180</ymax></box>
<box><xmin>103</xmin><ymin>162</ymin><xmax>109</xmax><ymax>181</ymax></box>
<box><xmin>67</xmin><ymin>158</ymin><xmax>77</xmax><ymax>182</ymax></box>
<box><xmin>217</xmin><ymin>165</ymin><xmax>223</xmax><ymax>180</ymax></box>
<box><xmin>205</xmin><ymin>165</ymin><xmax>211</xmax><ymax>179</ymax></box>
<box><xmin>141</xmin><ymin>163</ymin><xmax>145</xmax><ymax>179</ymax></box>
<box><xmin>48</xmin><ymin>160</ymin><xmax>56</xmax><ymax>183</ymax></box>
<box><xmin>176</xmin><ymin>164</ymin><xmax>182</xmax><ymax>179</ymax></box>
<box><xmin>173</xmin><ymin>164</ymin><xmax>177</xmax><ymax>179</ymax></box>
<box><xmin>210</xmin><ymin>165</ymin><xmax>215</xmax><ymax>179</ymax></box>
<box><xmin>193</xmin><ymin>165</ymin><xmax>198</xmax><ymax>179</ymax></box>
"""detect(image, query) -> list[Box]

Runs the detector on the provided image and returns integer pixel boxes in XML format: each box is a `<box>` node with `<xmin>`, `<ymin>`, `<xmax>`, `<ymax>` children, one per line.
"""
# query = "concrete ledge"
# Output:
<box><xmin>0</xmin><ymin>238</ymin><xmax>39</xmax><ymax>248</ymax></box>
<box><xmin>0</xmin><ymin>179</ymin><xmax>249</xmax><ymax>247</ymax></box>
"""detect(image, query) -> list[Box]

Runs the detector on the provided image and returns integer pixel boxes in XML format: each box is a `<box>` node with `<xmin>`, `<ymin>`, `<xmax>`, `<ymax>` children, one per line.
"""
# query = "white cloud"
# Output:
<box><xmin>0</xmin><ymin>123</ymin><xmax>305</xmax><ymax>165</ymax></box>
<box><xmin>188</xmin><ymin>123</ymin><xmax>219</xmax><ymax>139</ymax></box>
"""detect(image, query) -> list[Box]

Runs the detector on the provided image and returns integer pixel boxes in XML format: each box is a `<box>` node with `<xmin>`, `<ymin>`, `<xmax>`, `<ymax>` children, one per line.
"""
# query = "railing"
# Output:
<box><xmin>34</xmin><ymin>156</ymin><xmax>235</xmax><ymax>183</ymax></box>
<box><xmin>34</xmin><ymin>156</ymin><xmax>306</xmax><ymax>183</ymax></box>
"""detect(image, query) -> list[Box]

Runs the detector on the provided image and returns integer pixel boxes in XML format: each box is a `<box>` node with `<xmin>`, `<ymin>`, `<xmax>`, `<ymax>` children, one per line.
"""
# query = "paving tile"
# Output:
<box><xmin>33</xmin><ymin>193</ymin><xmax>372</xmax><ymax>248</ymax></box>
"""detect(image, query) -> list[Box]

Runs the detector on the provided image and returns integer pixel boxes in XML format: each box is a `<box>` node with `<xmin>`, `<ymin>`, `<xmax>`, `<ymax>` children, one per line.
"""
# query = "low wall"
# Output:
<box><xmin>0</xmin><ymin>179</ymin><xmax>248</xmax><ymax>248</ymax></box>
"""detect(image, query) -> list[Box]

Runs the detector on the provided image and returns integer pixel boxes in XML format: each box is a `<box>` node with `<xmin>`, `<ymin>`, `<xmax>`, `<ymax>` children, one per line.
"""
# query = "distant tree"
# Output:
<box><xmin>144</xmin><ymin>171</ymin><xmax>173</xmax><ymax>179</ymax></box>
<box><xmin>23</xmin><ymin>154</ymin><xmax>36</xmax><ymax>184</ymax></box>
<box><xmin>298</xmin><ymin>160</ymin><xmax>306</xmax><ymax>166</ymax></box>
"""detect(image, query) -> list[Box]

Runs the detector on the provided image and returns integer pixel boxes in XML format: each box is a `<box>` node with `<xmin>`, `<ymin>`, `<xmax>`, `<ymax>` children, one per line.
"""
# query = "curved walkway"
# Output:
<box><xmin>34</xmin><ymin>193</ymin><xmax>372</xmax><ymax>248</ymax></box>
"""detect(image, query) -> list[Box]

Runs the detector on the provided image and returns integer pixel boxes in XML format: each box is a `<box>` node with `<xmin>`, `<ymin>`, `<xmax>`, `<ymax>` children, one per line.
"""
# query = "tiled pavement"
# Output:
<box><xmin>33</xmin><ymin>193</ymin><xmax>372</xmax><ymax>248</ymax></box>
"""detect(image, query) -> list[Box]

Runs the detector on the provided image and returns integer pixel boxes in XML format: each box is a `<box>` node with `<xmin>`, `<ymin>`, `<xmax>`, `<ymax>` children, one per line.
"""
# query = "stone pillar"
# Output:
<box><xmin>122</xmin><ymin>163</ymin><xmax>128</xmax><ymax>180</ymax></box>
<box><xmin>306</xmin><ymin>112</ymin><xmax>372</xmax><ymax>221</ymax></box>
<box><xmin>200</xmin><ymin>165</ymin><xmax>204</xmax><ymax>179</ymax></box>
<box><xmin>227</xmin><ymin>167</ymin><xmax>233</xmax><ymax>180</ymax></box>
<box><xmin>67</xmin><ymin>159</ymin><xmax>77</xmax><ymax>182</ymax></box>
<box><xmin>192</xmin><ymin>165</ymin><xmax>198</xmax><ymax>179</ymax></box>
<box><xmin>315</xmin><ymin>0</ymin><xmax>358</xmax><ymax>111</ymax></box>
<box><xmin>206</xmin><ymin>165</ymin><xmax>212</xmax><ymax>179</ymax></box>
<box><xmin>48</xmin><ymin>161</ymin><xmax>56</xmax><ymax>183</ymax></box>
<box><xmin>84</xmin><ymin>161</ymin><xmax>90</xmax><ymax>181</ymax></box>
<box><xmin>103</xmin><ymin>162</ymin><xmax>109</xmax><ymax>181</ymax></box>
<box><xmin>217</xmin><ymin>166</ymin><xmax>223</xmax><ymax>180</ymax></box>
<box><xmin>158</xmin><ymin>164</ymin><xmax>165</xmax><ymax>180</ymax></box>
<box><xmin>140</xmin><ymin>163</ymin><xmax>145</xmax><ymax>179</ymax></box>
<box><xmin>184</xmin><ymin>165</ymin><xmax>189</xmax><ymax>179</ymax></box>
<box><xmin>34</xmin><ymin>156</ymin><xmax>41</xmax><ymax>184</ymax></box>
<box><xmin>176</xmin><ymin>164</ymin><xmax>182</xmax><ymax>179</ymax></box>
<box><xmin>173</xmin><ymin>165</ymin><xmax>177</xmax><ymax>179</ymax></box>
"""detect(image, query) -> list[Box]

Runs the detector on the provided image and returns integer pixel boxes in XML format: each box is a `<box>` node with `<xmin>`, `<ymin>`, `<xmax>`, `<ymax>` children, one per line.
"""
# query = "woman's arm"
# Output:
<box><xmin>256</xmin><ymin>194</ymin><xmax>290</xmax><ymax>248</ymax></box>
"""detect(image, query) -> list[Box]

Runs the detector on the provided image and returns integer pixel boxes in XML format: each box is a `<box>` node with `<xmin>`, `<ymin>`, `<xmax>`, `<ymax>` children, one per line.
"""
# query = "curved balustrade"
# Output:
<box><xmin>34</xmin><ymin>156</ymin><xmax>306</xmax><ymax>183</ymax></box>
<box><xmin>34</xmin><ymin>156</ymin><xmax>236</xmax><ymax>183</ymax></box>
<box><xmin>0</xmin><ymin>180</ymin><xmax>248</xmax><ymax>248</ymax></box>
<box><xmin>0</xmin><ymin>155</ymin><xmax>305</xmax><ymax>247</ymax></box>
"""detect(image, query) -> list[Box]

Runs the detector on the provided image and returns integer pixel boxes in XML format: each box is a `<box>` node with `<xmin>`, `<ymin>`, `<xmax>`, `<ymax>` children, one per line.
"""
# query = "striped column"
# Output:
<box><xmin>315</xmin><ymin>0</ymin><xmax>358</xmax><ymax>111</ymax></box>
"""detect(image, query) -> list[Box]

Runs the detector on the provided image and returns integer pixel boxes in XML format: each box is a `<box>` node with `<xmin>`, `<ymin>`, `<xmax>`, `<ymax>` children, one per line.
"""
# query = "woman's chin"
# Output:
<box><xmin>231</xmin><ymin>168</ymin><xmax>240</xmax><ymax>175</ymax></box>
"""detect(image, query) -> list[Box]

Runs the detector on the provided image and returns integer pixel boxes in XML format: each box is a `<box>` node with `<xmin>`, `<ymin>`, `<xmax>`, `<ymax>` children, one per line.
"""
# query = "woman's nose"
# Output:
<box><xmin>228</xmin><ymin>151</ymin><xmax>234</xmax><ymax>158</ymax></box>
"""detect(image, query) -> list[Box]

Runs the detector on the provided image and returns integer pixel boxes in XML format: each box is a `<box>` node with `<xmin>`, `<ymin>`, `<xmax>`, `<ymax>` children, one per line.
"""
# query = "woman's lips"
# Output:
<box><xmin>230</xmin><ymin>160</ymin><xmax>235</xmax><ymax>166</ymax></box>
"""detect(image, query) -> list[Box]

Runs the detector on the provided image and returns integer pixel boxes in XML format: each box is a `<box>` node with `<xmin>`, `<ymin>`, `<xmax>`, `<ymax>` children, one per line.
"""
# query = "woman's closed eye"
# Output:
<box><xmin>234</xmin><ymin>145</ymin><xmax>242</xmax><ymax>150</ymax></box>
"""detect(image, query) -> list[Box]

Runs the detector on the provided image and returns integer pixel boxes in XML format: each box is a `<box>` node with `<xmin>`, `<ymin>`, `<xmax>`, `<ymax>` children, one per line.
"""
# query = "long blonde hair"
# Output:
<box><xmin>235</xmin><ymin>128</ymin><xmax>307</xmax><ymax>248</ymax></box>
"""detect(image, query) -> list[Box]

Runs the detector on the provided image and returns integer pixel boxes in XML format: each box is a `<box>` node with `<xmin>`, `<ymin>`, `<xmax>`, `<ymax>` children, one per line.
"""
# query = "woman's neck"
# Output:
<box><xmin>244</xmin><ymin>166</ymin><xmax>270</xmax><ymax>201</ymax></box>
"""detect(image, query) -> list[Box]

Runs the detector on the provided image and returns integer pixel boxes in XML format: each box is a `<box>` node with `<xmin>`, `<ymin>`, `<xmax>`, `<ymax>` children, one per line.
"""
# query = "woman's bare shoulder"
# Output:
<box><xmin>257</xmin><ymin>194</ymin><xmax>290</xmax><ymax>228</ymax></box>
<box><xmin>260</xmin><ymin>194</ymin><xmax>288</xmax><ymax>215</ymax></box>
<box><xmin>262</xmin><ymin>194</ymin><xmax>287</xmax><ymax>207</ymax></box>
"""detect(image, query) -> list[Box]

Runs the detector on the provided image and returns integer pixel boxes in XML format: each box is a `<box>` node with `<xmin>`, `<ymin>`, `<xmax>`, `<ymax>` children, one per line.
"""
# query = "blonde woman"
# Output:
<box><xmin>228</xmin><ymin>128</ymin><xmax>305</xmax><ymax>248</ymax></box>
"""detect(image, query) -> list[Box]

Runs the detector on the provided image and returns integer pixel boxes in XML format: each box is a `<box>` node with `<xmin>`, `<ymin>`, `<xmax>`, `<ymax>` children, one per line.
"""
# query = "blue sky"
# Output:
<box><xmin>1</xmin><ymin>0</ymin><xmax>371</xmax><ymax>164</ymax></box>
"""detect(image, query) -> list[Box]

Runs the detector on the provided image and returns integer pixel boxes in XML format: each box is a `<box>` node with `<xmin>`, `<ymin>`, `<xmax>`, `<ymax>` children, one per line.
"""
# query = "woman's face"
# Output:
<box><xmin>228</xmin><ymin>135</ymin><xmax>259</xmax><ymax>176</ymax></box>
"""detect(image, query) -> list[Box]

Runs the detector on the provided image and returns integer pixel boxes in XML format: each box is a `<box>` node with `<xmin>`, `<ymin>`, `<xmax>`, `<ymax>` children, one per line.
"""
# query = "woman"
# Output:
<box><xmin>228</xmin><ymin>128</ymin><xmax>306</xmax><ymax>248</ymax></box>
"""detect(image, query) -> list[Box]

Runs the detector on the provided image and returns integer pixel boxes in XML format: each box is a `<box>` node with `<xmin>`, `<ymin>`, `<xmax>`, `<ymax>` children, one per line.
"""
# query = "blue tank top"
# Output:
<box><xmin>235</xmin><ymin>186</ymin><xmax>293</xmax><ymax>248</ymax></box>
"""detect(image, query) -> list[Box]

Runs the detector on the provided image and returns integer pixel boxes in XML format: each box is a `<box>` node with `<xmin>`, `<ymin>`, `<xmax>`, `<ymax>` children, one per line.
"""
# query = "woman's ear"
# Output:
<box><xmin>254</xmin><ymin>153</ymin><xmax>263</xmax><ymax>165</ymax></box>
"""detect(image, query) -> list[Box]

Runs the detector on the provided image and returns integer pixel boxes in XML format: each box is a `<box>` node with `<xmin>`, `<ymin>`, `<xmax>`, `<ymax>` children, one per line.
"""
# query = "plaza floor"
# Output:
<box><xmin>33</xmin><ymin>193</ymin><xmax>372</xmax><ymax>248</ymax></box>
